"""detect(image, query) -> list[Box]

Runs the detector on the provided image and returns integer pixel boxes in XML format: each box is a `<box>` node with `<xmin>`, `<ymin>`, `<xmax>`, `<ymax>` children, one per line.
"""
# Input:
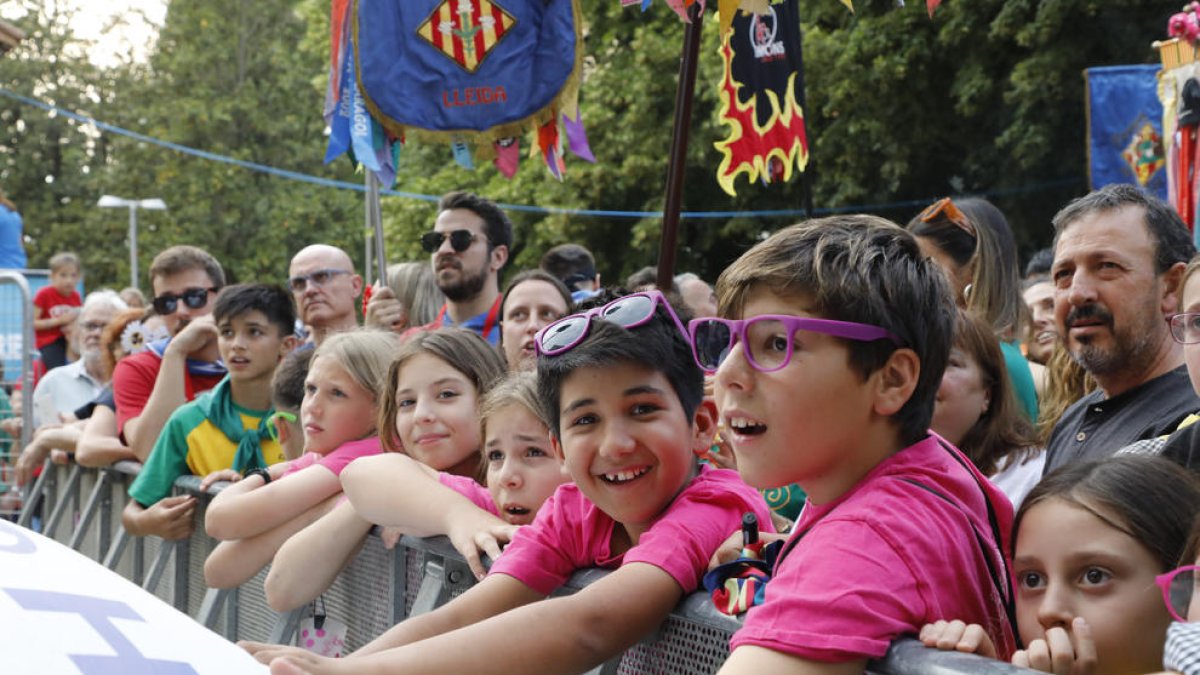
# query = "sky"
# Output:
<box><xmin>2</xmin><ymin>0</ymin><xmax>168</xmax><ymax>67</ymax></box>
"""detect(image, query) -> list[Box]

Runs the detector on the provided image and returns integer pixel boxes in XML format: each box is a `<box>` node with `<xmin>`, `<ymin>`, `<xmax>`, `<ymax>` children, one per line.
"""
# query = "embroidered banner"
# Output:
<box><xmin>1086</xmin><ymin>65</ymin><xmax>1168</xmax><ymax>200</ymax></box>
<box><xmin>713</xmin><ymin>0</ymin><xmax>809</xmax><ymax>196</ymax></box>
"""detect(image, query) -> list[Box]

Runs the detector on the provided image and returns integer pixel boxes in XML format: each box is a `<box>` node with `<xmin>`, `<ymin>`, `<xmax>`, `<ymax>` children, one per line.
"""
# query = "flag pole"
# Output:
<box><xmin>656</xmin><ymin>2</ymin><xmax>705</xmax><ymax>291</ymax></box>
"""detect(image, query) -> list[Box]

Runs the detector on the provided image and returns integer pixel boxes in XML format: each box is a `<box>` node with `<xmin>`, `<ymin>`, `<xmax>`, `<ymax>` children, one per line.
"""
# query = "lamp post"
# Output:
<box><xmin>97</xmin><ymin>195</ymin><xmax>166</xmax><ymax>289</ymax></box>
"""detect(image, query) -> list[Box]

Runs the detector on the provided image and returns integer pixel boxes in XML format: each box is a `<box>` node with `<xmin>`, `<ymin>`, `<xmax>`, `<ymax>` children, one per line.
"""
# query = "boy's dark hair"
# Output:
<box><xmin>272</xmin><ymin>347</ymin><xmax>314</xmax><ymax>411</ymax></box>
<box><xmin>536</xmin><ymin>304</ymin><xmax>702</xmax><ymax>439</ymax></box>
<box><xmin>1052</xmin><ymin>183</ymin><xmax>1196</xmax><ymax>274</ymax></box>
<box><xmin>718</xmin><ymin>215</ymin><xmax>954</xmax><ymax>446</ymax></box>
<box><xmin>438</xmin><ymin>191</ymin><xmax>513</xmax><ymax>271</ymax></box>
<box><xmin>1017</xmin><ymin>456</ymin><xmax>1200</xmax><ymax>570</ymax></box>
<box><xmin>1023</xmin><ymin>247</ymin><xmax>1054</xmax><ymax>280</ymax></box>
<box><xmin>149</xmin><ymin>245</ymin><xmax>225</xmax><ymax>289</ymax></box>
<box><xmin>540</xmin><ymin>243</ymin><xmax>596</xmax><ymax>291</ymax></box>
<box><xmin>213</xmin><ymin>284</ymin><xmax>296</xmax><ymax>336</ymax></box>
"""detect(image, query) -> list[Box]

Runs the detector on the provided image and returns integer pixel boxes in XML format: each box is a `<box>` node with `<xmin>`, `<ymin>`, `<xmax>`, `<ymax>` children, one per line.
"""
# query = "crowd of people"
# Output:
<box><xmin>8</xmin><ymin>184</ymin><xmax>1200</xmax><ymax>674</ymax></box>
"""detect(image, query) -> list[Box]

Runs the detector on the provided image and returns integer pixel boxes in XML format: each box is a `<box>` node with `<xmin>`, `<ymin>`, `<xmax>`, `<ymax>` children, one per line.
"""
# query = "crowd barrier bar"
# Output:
<box><xmin>19</xmin><ymin>458</ymin><xmax>1038</xmax><ymax>674</ymax></box>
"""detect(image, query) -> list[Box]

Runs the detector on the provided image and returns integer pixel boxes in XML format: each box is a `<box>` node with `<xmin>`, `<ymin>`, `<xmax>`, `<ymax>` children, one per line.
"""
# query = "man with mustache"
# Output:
<box><xmin>113</xmin><ymin>245</ymin><xmax>227</xmax><ymax>464</ymax></box>
<box><xmin>417</xmin><ymin>191</ymin><xmax>511</xmax><ymax>345</ymax></box>
<box><xmin>1043</xmin><ymin>184</ymin><xmax>1198</xmax><ymax>473</ymax></box>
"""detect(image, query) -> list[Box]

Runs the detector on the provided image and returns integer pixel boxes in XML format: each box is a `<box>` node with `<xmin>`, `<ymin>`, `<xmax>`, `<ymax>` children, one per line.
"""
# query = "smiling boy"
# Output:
<box><xmin>122</xmin><ymin>284</ymin><xmax>298</xmax><ymax>540</ymax></box>
<box><xmin>243</xmin><ymin>291</ymin><xmax>771</xmax><ymax>674</ymax></box>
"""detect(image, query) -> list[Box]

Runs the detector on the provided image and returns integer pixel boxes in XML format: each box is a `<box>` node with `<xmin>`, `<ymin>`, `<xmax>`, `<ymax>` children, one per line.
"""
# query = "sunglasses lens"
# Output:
<box><xmin>538</xmin><ymin>316</ymin><xmax>588</xmax><ymax>354</ymax></box>
<box><xmin>449</xmin><ymin>230</ymin><xmax>475</xmax><ymax>252</ymax></box>
<box><xmin>601</xmin><ymin>295</ymin><xmax>655</xmax><ymax>328</ymax></box>
<box><xmin>183</xmin><ymin>288</ymin><xmax>210</xmax><ymax>309</ymax></box>
<box><xmin>420</xmin><ymin>232</ymin><xmax>444</xmax><ymax>253</ymax></box>
<box><xmin>153</xmin><ymin>296</ymin><xmax>179</xmax><ymax>315</ymax></box>
<box><xmin>1168</xmin><ymin>569</ymin><xmax>1196</xmax><ymax>621</ymax></box>
<box><xmin>745</xmin><ymin>318</ymin><xmax>791</xmax><ymax>370</ymax></box>
<box><xmin>692</xmin><ymin>320</ymin><xmax>733</xmax><ymax>370</ymax></box>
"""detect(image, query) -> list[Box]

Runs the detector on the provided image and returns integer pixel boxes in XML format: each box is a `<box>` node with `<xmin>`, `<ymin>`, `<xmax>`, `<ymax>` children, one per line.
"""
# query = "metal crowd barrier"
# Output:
<box><xmin>0</xmin><ymin>270</ymin><xmax>33</xmax><ymax>521</ymax></box>
<box><xmin>20</xmin><ymin>458</ymin><xmax>1035</xmax><ymax>674</ymax></box>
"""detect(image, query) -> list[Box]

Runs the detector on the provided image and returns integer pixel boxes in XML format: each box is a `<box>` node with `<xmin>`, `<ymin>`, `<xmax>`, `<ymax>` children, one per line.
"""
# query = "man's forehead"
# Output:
<box><xmin>1053</xmin><ymin>207</ymin><xmax>1153</xmax><ymax>265</ymax></box>
<box><xmin>435</xmin><ymin>208</ymin><xmax>486</xmax><ymax>234</ymax></box>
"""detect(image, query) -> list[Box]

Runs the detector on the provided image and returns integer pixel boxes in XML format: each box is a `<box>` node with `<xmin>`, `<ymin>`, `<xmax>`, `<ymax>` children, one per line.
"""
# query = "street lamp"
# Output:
<box><xmin>97</xmin><ymin>195</ymin><xmax>166</xmax><ymax>289</ymax></box>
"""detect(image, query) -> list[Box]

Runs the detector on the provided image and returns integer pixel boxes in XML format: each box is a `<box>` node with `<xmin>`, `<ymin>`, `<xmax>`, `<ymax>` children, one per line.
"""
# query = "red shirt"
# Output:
<box><xmin>33</xmin><ymin>286</ymin><xmax>81</xmax><ymax>348</ymax></box>
<box><xmin>112</xmin><ymin>351</ymin><xmax>223</xmax><ymax>437</ymax></box>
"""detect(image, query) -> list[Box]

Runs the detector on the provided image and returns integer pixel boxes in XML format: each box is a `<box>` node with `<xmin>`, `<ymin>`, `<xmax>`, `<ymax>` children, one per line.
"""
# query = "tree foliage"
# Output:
<box><xmin>0</xmin><ymin>0</ymin><xmax>1180</xmax><ymax>291</ymax></box>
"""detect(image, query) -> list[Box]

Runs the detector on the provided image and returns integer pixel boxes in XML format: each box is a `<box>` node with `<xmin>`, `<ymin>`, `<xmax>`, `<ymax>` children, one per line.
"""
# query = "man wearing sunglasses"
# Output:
<box><xmin>416</xmin><ymin>191</ymin><xmax>511</xmax><ymax>345</ymax></box>
<box><xmin>1044</xmin><ymin>185</ymin><xmax>1199</xmax><ymax>474</ymax></box>
<box><xmin>288</xmin><ymin>244</ymin><xmax>362</xmax><ymax>346</ymax></box>
<box><xmin>112</xmin><ymin>245</ymin><xmax>227</xmax><ymax>465</ymax></box>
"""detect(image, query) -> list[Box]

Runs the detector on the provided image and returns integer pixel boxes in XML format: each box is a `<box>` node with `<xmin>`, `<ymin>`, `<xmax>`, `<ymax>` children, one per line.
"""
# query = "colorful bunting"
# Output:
<box><xmin>562</xmin><ymin>110</ymin><xmax>596</xmax><ymax>162</ymax></box>
<box><xmin>493</xmin><ymin>137</ymin><xmax>521</xmax><ymax>177</ymax></box>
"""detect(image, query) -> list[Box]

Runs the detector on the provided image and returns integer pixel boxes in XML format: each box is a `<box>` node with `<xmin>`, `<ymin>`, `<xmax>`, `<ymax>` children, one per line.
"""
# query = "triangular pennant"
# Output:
<box><xmin>493</xmin><ymin>138</ymin><xmax>521</xmax><ymax>178</ymax></box>
<box><xmin>926</xmin><ymin>0</ymin><xmax>941</xmax><ymax>17</ymax></box>
<box><xmin>562</xmin><ymin>110</ymin><xmax>596</xmax><ymax>163</ymax></box>
<box><xmin>452</xmin><ymin>140</ymin><xmax>475</xmax><ymax>170</ymax></box>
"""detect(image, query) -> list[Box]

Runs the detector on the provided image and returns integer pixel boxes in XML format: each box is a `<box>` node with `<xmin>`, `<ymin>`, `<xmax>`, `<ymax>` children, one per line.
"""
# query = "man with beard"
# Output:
<box><xmin>30</xmin><ymin>290</ymin><xmax>126</xmax><ymax>428</ymax></box>
<box><xmin>288</xmin><ymin>244</ymin><xmax>362</xmax><ymax>346</ymax></box>
<box><xmin>112</xmin><ymin>245</ymin><xmax>226</xmax><ymax>463</ymax></box>
<box><xmin>1043</xmin><ymin>184</ymin><xmax>1198</xmax><ymax>473</ymax></box>
<box><xmin>418</xmin><ymin>191</ymin><xmax>511</xmax><ymax>345</ymax></box>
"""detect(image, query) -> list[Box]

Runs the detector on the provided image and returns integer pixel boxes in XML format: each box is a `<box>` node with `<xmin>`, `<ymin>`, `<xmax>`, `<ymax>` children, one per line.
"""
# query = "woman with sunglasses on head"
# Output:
<box><xmin>908</xmin><ymin>197</ymin><xmax>1040</xmax><ymax>425</ymax></box>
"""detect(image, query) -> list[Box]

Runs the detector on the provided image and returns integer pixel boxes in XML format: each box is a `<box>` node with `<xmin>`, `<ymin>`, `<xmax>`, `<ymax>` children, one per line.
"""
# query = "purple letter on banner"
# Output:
<box><xmin>3</xmin><ymin>588</ymin><xmax>197</xmax><ymax>674</ymax></box>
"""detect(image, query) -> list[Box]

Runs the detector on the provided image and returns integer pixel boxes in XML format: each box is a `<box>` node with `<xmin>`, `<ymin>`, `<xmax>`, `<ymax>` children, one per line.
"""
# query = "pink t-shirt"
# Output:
<box><xmin>489</xmin><ymin>465</ymin><xmax>772</xmax><ymax>596</ymax></box>
<box><xmin>730</xmin><ymin>433</ymin><xmax>1016</xmax><ymax>662</ymax></box>
<box><xmin>438</xmin><ymin>472</ymin><xmax>499</xmax><ymax>517</ymax></box>
<box><xmin>284</xmin><ymin>436</ymin><xmax>383</xmax><ymax>477</ymax></box>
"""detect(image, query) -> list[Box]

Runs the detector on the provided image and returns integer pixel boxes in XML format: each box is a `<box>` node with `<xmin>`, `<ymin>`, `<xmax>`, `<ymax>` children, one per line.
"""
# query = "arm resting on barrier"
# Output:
<box><xmin>204</xmin><ymin>491</ymin><xmax>341</xmax><ymax>589</ymax></box>
<box><xmin>121</xmin><ymin>495</ymin><xmax>196</xmax><ymax>540</ymax></box>
<box><xmin>75</xmin><ymin>405</ymin><xmax>135</xmax><ymax>469</ymax></box>
<box><xmin>718</xmin><ymin>646</ymin><xmax>866</xmax><ymax>675</ymax></box>
<box><xmin>342</xmin><ymin>453</ymin><xmax>513</xmax><ymax>580</ymax></box>
<box><xmin>205</xmin><ymin>462</ymin><xmax>336</xmax><ymax>541</ymax></box>
<box><xmin>264</xmin><ymin>499</ymin><xmax>373</xmax><ymax>612</ymax></box>
<box><xmin>15</xmin><ymin>422</ymin><xmax>81</xmax><ymax>485</ymax></box>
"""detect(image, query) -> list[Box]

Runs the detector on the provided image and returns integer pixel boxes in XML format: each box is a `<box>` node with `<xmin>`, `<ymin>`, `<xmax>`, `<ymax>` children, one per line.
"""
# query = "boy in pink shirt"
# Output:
<box><xmin>243</xmin><ymin>290</ymin><xmax>772</xmax><ymax>673</ymax></box>
<box><xmin>692</xmin><ymin>215</ymin><xmax>1016</xmax><ymax>673</ymax></box>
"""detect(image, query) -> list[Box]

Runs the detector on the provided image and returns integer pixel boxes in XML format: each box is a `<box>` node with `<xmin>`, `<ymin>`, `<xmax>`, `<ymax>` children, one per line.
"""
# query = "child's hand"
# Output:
<box><xmin>1012</xmin><ymin>617</ymin><xmax>1097</xmax><ymax>675</ymax></box>
<box><xmin>199</xmin><ymin>469</ymin><xmax>242</xmax><ymax>493</ymax></box>
<box><xmin>708</xmin><ymin>529</ymin><xmax>790</xmax><ymax>570</ymax></box>
<box><xmin>143</xmin><ymin>495</ymin><xmax>196</xmax><ymax>540</ymax></box>
<box><xmin>363</xmin><ymin>284</ymin><xmax>406</xmax><ymax>332</ymax></box>
<box><xmin>240</xmin><ymin>641</ymin><xmax>334</xmax><ymax>669</ymax></box>
<box><xmin>448</xmin><ymin>521</ymin><xmax>519</xmax><ymax>581</ymax></box>
<box><xmin>379</xmin><ymin>526</ymin><xmax>405</xmax><ymax>550</ymax></box>
<box><xmin>918</xmin><ymin>620</ymin><xmax>998</xmax><ymax>657</ymax></box>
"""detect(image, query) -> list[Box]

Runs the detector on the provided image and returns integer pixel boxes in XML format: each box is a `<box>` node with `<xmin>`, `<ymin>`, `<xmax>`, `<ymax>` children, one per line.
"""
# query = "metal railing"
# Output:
<box><xmin>0</xmin><ymin>270</ymin><xmax>33</xmax><ymax>521</ymax></box>
<box><xmin>19</xmin><ymin>458</ymin><xmax>1036</xmax><ymax>674</ymax></box>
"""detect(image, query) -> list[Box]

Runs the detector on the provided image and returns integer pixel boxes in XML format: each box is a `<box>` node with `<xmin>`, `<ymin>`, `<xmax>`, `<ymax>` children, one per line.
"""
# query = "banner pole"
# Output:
<box><xmin>366</xmin><ymin>172</ymin><xmax>387</xmax><ymax>285</ymax></box>
<box><xmin>656</xmin><ymin>2</ymin><xmax>705</xmax><ymax>292</ymax></box>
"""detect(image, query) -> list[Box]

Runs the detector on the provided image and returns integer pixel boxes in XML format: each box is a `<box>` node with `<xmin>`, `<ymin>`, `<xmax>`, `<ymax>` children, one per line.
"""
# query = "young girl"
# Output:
<box><xmin>920</xmin><ymin>455</ymin><xmax>1200</xmax><ymax>675</ymax></box>
<box><xmin>202</xmin><ymin>329</ymin><xmax>396</xmax><ymax>589</ymax></box>
<box><xmin>262</xmin><ymin>329</ymin><xmax>511</xmax><ymax>607</ymax></box>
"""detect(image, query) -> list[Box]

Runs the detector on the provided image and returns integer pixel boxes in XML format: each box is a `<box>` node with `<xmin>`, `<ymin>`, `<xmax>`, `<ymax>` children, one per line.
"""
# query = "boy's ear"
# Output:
<box><xmin>690</xmin><ymin>398</ymin><xmax>719</xmax><ymax>458</ymax></box>
<box><xmin>549</xmin><ymin>431</ymin><xmax>565</xmax><ymax>461</ymax></box>
<box><xmin>279</xmin><ymin>335</ymin><xmax>300</xmax><ymax>358</ymax></box>
<box><xmin>873</xmin><ymin>348</ymin><xmax>920</xmax><ymax>417</ymax></box>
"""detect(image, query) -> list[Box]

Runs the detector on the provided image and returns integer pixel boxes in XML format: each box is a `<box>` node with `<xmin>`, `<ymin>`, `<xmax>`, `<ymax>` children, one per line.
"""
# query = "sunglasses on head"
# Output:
<box><xmin>152</xmin><ymin>287</ymin><xmax>217</xmax><ymax>315</ymax></box>
<box><xmin>535</xmin><ymin>290</ymin><xmax>688</xmax><ymax>356</ymax></box>
<box><xmin>289</xmin><ymin>268</ymin><xmax>351</xmax><ymax>293</ymax></box>
<box><xmin>918</xmin><ymin>197</ymin><xmax>976</xmax><ymax>238</ymax></box>
<box><xmin>421</xmin><ymin>229</ymin><xmax>485</xmax><ymax>254</ymax></box>
<box><xmin>688</xmin><ymin>315</ymin><xmax>903</xmax><ymax>373</ymax></box>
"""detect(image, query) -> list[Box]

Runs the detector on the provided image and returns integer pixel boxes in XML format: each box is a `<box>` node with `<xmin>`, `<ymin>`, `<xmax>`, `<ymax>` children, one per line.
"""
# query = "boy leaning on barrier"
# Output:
<box><xmin>121</xmin><ymin>284</ymin><xmax>298</xmax><ymax>540</ymax></box>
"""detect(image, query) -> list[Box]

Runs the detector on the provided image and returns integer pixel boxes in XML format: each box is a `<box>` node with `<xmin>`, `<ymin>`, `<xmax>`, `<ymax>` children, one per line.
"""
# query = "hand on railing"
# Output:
<box><xmin>123</xmin><ymin>494</ymin><xmax>196</xmax><ymax>540</ymax></box>
<box><xmin>198</xmin><ymin>469</ymin><xmax>241</xmax><ymax>493</ymax></box>
<box><xmin>919</xmin><ymin>619</ymin><xmax>999</xmax><ymax>658</ymax></box>
<box><xmin>447</xmin><ymin>517</ymin><xmax>518</xmax><ymax>581</ymax></box>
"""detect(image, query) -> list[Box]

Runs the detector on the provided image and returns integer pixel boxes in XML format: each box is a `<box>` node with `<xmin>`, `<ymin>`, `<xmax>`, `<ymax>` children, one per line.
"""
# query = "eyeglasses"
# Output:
<box><xmin>1169</xmin><ymin>313</ymin><xmax>1200</xmax><ymax>344</ymax></box>
<box><xmin>80</xmin><ymin>321</ymin><xmax>108</xmax><ymax>332</ymax></box>
<box><xmin>1156</xmin><ymin>564</ymin><xmax>1200</xmax><ymax>622</ymax></box>
<box><xmin>152</xmin><ymin>287</ymin><xmax>217</xmax><ymax>315</ymax></box>
<box><xmin>688</xmin><ymin>315</ymin><xmax>903</xmax><ymax>373</ymax></box>
<box><xmin>266</xmin><ymin>410</ymin><xmax>297</xmax><ymax>443</ymax></box>
<box><xmin>289</xmin><ymin>269</ymin><xmax>351</xmax><ymax>293</ymax></box>
<box><xmin>918</xmin><ymin>197</ymin><xmax>976</xmax><ymax>238</ymax></box>
<box><xmin>420</xmin><ymin>229</ymin><xmax>484</xmax><ymax>254</ymax></box>
<box><xmin>535</xmin><ymin>290</ymin><xmax>688</xmax><ymax>356</ymax></box>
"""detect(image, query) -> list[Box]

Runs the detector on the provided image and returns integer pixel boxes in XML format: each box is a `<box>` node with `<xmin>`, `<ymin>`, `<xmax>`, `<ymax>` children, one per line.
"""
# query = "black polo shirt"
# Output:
<box><xmin>1044</xmin><ymin>365</ymin><xmax>1199</xmax><ymax>475</ymax></box>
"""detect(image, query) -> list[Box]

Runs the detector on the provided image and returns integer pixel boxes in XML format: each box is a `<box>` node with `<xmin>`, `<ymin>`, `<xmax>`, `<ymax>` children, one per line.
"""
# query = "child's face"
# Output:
<box><xmin>930</xmin><ymin>345</ymin><xmax>989</xmax><ymax>447</ymax></box>
<box><xmin>553</xmin><ymin>361</ymin><xmax>698</xmax><ymax>545</ymax></box>
<box><xmin>301</xmin><ymin>355</ymin><xmax>377</xmax><ymax>455</ymax></box>
<box><xmin>51</xmin><ymin>264</ymin><xmax>80</xmax><ymax>294</ymax></box>
<box><xmin>217</xmin><ymin>310</ymin><xmax>292</xmax><ymax>384</ymax></box>
<box><xmin>1182</xmin><ymin>272</ymin><xmax>1200</xmax><ymax>396</ymax></box>
<box><xmin>392</xmin><ymin>353</ymin><xmax>481</xmax><ymax>474</ymax></box>
<box><xmin>713</xmin><ymin>287</ymin><xmax>881</xmax><ymax>500</ymax></box>
<box><xmin>484</xmin><ymin>403</ymin><xmax>569</xmax><ymax>525</ymax></box>
<box><xmin>1013</xmin><ymin>497</ymin><xmax>1169</xmax><ymax>675</ymax></box>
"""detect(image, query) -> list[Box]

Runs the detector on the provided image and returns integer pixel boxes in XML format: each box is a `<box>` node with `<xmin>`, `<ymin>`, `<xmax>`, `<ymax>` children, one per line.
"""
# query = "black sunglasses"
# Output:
<box><xmin>420</xmin><ymin>229</ymin><xmax>484</xmax><ymax>254</ymax></box>
<box><xmin>152</xmin><ymin>287</ymin><xmax>217</xmax><ymax>315</ymax></box>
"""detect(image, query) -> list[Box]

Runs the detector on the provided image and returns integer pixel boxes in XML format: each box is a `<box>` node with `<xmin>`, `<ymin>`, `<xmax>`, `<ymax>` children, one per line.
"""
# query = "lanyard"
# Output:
<box><xmin>437</xmin><ymin>294</ymin><xmax>502</xmax><ymax>341</ymax></box>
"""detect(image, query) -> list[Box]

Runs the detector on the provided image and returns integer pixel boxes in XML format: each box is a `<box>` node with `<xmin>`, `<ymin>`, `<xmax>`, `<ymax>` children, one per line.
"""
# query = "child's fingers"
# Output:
<box><xmin>1043</xmin><ymin>626</ymin><xmax>1079</xmax><ymax>675</ymax></box>
<box><xmin>1017</xmin><ymin>638</ymin><xmax>1055</xmax><ymax>673</ymax></box>
<box><xmin>708</xmin><ymin>529</ymin><xmax>744</xmax><ymax>570</ymax></box>
<box><xmin>476</xmin><ymin>532</ymin><xmax>503</xmax><ymax>562</ymax></box>
<box><xmin>1069</xmin><ymin>617</ymin><xmax>1097</xmax><ymax>674</ymax></box>
<box><xmin>918</xmin><ymin>620</ymin><xmax>950</xmax><ymax>646</ymax></box>
<box><xmin>962</xmin><ymin>624</ymin><xmax>998</xmax><ymax>658</ymax></box>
